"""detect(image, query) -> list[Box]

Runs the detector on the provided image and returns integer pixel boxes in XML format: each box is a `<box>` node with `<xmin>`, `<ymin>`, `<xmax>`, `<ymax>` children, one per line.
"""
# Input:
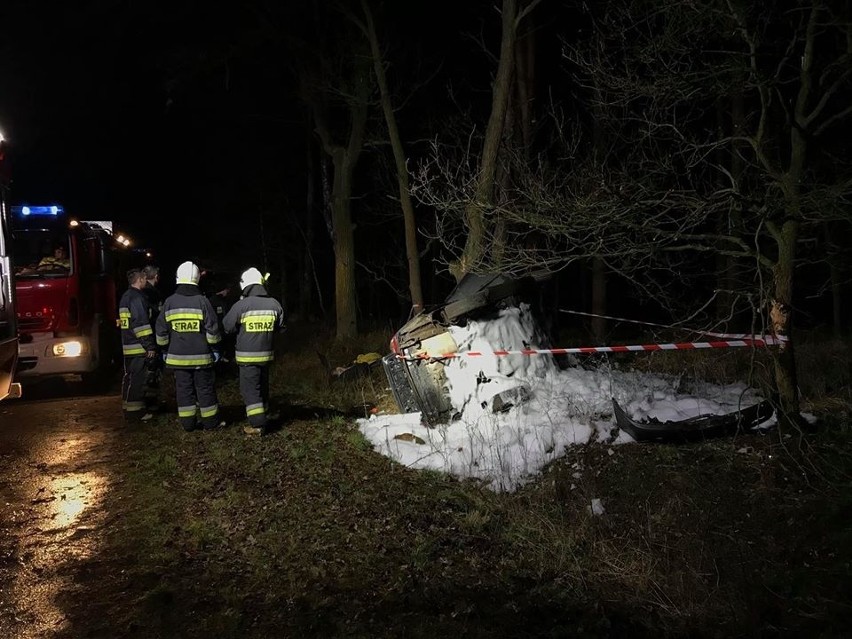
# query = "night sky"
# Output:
<box><xmin>2</xmin><ymin>1</ymin><xmax>301</xmax><ymax>263</ymax></box>
<box><xmin>0</xmin><ymin>1</ymin><xmax>489</xmax><ymax>277</ymax></box>
<box><xmin>5</xmin><ymin>1</ymin><xmax>847</xmax><ymax>329</ymax></box>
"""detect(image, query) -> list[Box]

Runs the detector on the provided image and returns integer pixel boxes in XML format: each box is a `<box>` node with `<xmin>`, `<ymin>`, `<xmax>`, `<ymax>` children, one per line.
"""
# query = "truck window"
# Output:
<box><xmin>12</xmin><ymin>230</ymin><xmax>72</xmax><ymax>277</ymax></box>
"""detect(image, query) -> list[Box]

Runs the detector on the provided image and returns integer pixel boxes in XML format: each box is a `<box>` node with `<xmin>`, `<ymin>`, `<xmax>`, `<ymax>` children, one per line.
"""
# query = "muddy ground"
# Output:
<box><xmin>1</xmin><ymin>370</ymin><xmax>850</xmax><ymax>639</ymax></box>
<box><xmin>0</xmin><ymin>380</ymin><xmax>128</xmax><ymax>638</ymax></box>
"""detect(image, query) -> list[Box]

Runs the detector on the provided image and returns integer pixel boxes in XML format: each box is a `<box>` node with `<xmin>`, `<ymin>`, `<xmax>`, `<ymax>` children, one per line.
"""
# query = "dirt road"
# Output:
<box><xmin>0</xmin><ymin>380</ymin><xmax>125</xmax><ymax>639</ymax></box>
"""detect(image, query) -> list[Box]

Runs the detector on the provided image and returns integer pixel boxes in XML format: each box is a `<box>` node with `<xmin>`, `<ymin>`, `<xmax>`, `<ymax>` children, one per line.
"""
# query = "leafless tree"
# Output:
<box><xmin>413</xmin><ymin>0</ymin><xmax>852</xmax><ymax>424</ymax></box>
<box><xmin>355</xmin><ymin>0</ymin><xmax>425</xmax><ymax>313</ymax></box>
<box><xmin>410</xmin><ymin>0</ymin><xmax>542</xmax><ymax>282</ymax></box>
<box><xmin>295</xmin><ymin>2</ymin><xmax>372</xmax><ymax>341</ymax></box>
<box><xmin>558</xmin><ymin>0</ymin><xmax>852</xmax><ymax>423</ymax></box>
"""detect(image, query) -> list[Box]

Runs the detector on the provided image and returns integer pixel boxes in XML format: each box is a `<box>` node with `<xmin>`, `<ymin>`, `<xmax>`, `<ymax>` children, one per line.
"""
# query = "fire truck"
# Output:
<box><xmin>10</xmin><ymin>204</ymin><xmax>124</xmax><ymax>387</ymax></box>
<box><xmin>0</xmin><ymin>133</ymin><xmax>21</xmax><ymax>401</ymax></box>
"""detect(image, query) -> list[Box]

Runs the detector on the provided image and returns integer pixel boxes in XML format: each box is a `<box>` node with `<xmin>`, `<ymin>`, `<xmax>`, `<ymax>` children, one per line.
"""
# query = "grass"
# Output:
<box><xmin>54</xmin><ymin>322</ymin><xmax>852</xmax><ymax>639</ymax></box>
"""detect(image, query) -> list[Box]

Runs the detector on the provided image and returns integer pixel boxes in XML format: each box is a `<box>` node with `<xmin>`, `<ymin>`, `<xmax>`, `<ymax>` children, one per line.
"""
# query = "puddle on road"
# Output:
<box><xmin>30</xmin><ymin>435</ymin><xmax>108</xmax><ymax>531</ymax></box>
<box><xmin>1</xmin><ymin>407</ymin><xmax>115</xmax><ymax>639</ymax></box>
<box><xmin>47</xmin><ymin>471</ymin><xmax>103</xmax><ymax>530</ymax></box>
<box><xmin>29</xmin><ymin>435</ymin><xmax>109</xmax><ymax>533</ymax></box>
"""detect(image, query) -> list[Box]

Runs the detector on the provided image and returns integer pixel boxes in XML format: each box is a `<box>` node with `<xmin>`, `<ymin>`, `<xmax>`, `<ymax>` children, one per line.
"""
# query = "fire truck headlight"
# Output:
<box><xmin>51</xmin><ymin>341</ymin><xmax>84</xmax><ymax>357</ymax></box>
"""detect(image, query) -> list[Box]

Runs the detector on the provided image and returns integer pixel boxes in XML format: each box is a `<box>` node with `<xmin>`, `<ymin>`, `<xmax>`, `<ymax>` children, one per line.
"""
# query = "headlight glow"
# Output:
<box><xmin>52</xmin><ymin>341</ymin><xmax>84</xmax><ymax>357</ymax></box>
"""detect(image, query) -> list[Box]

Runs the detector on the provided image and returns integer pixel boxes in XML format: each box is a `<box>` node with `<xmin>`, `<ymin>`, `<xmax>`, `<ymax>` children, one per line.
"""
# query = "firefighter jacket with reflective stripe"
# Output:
<box><xmin>38</xmin><ymin>256</ymin><xmax>71</xmax><ymax>269</ymax></box>
<box><xmin>155</xmin><ymin>284</ymin><xmax>222</xmax><ymax>368</ymax></box>
<box><xmin>119</xmin><ymin>286</ymin><xmax>156</xmax><ymax>357</ymax></box>
<box><xmin>222</xmin><ymin>284</ymin><xmax>285</xmax><ymax>365</ymax></box>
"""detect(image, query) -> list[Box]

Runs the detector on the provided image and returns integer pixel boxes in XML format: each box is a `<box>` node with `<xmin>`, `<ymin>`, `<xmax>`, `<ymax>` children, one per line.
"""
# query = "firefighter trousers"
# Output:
<box><xmin>173</xmin><ymin>367</ymin><xmax>220</xmax><ymax>430</ymax></box>
<box><xmin>121</xmin><ymin>356</ymin><xmax>148</xmax><ymax>419</ymax></box>
<box><xmin>239</xmin><ymin>364</ymin><xmax>269</xmax><ymax>427</ymax></box>
<box><xmin>143</xmin><ymin>358</ymin><xmax>163</xmax><ymax>409</ymax></box>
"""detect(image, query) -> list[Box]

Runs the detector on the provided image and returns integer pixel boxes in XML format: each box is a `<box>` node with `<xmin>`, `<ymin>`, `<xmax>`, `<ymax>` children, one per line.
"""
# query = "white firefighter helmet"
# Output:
<box><xmin>240</xmin><ymin>267</ymin><xmax>265</xmax><ymax>290</ymax></box>
<box><xmin>176</xmin><ymin>261</ymin><xmax>200</xmax><ymax>285</ymax></box>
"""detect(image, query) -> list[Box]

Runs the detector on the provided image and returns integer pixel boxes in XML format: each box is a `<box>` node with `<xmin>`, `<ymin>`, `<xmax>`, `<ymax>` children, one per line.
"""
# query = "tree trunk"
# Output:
<box><xmin>299</xmin><ymin>121</ymin><xmax>317</xmax><ymax>320</ymax></box>
<box><xmin>312</xmin><ymin>74</ymin><xmax>369</xmax><ymax>341</ymax></box>
<box><xmin>771</xmin><ymin>220</ymin><xmax>800</xmax><ymax>425</ymax></box>
<box><xmin>714</xmin><ymin>98</ymin><xmax>733</xmax><ymax>322</ymax></box>
<box><xmin>492</xmin><ymin>78</ymin><xmax>516</xmax><ymax>269</ymax></box>
<box><xmin>590</xmin><ymin>82</ymin><xmax>607</xmax><ymax>342</ymax></box>
<box><xmin>361</xmin><ymin>0</ymin><xmax>424</xmax><ymax>313</ymax></box>
<box><xmin>824</xmin><ymin>223</ymin><xmax>843</xmax><ymax>339</ymax></box>
<box><xmin>768</xmin><ymin>4</ymin><xmax>820</xmax><ymax>428</ymax></box>
<box><xmin>514</xmin><ymin>11</ymin><xmax>536</xmax><ymax>156</ymax></box>
<box><xmin>330</xmin><ymin>148</ymin><xmax>359</xmax><ymax>340</ymax></box>
<box><xmin>454</xmin><ymin>0</ymin><xmax>521</xmax><ymax>280</ymax></box>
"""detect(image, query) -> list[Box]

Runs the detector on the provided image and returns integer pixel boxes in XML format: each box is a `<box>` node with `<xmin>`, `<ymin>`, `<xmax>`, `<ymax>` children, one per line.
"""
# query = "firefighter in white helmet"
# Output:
<box><xmin>155</xmin><ymin>261</ymin><xmax>224</xmax><ymax>431</ymax></box>
<box><xmin>222</xmin><ymin>267</ymin><xmax>286</xmax><ymax>435</ymax></box>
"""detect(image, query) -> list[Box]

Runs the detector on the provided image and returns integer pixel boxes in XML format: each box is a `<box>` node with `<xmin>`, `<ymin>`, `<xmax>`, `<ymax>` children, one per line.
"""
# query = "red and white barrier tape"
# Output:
<box><xmin>398</xmin><ymin>336</ymin><xmax>786</xmax><ymax>361</ymax></box>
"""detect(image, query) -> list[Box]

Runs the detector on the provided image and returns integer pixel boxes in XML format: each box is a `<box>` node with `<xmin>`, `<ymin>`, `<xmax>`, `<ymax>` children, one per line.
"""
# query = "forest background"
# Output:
<box><xmin>3</xmin><ymin>0</ymin><xmax>851</xmax><ymax>424</ymax></box>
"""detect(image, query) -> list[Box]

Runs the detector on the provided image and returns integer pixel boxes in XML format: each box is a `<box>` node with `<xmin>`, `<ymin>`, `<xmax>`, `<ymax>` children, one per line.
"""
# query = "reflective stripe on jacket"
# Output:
<box><xmin>119</xmin><ymin>287</ymin><xmax>156</xmax><ymax>357</ymax></box>
<box><xmin>155</xmin><ymin>284</ymin><xmax>222</xmax><ymax>368</ymax></box>
<box><xmin>222</xmin><ymin>284</ymin><xmax>285</xmax><ymax>365</ymax></box>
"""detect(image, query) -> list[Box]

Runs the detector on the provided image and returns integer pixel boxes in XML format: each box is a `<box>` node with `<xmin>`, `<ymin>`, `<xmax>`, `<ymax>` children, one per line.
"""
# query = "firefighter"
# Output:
<box><xmin>37</xmin><ymin>244</ymin><xmax>70</xmax><ymax>270</ymax></box>
<box><xmin>119</xmin><ymin>268</ymin><xmax>158</xmax><ymax>422</ymax></box>
<box><xmin>155</xmin><ymin>261</ymin><xmax>224</xmax><ymax>431</ymax></box>
<box><xmin>208</xmin><ymin>282</ymin><xmax>233</xmax><ymax>326</ymax></box>
<box><xmin>142</xmin><ymin>264</ymin><xmax>163</xmax><ymax>317</ymax></box>
<box><xmin>222</xmin><ymin>267</ymin><xmax>285</xmax><ymax>436</ymax></box>
<box><xmin>141</xmin><ymin>264</ymin><xmax>164</xmax><ymax>410</ymax></box>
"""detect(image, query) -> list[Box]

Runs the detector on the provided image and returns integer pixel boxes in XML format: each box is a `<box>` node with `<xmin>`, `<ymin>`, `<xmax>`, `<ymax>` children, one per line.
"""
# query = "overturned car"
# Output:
<box><xmin>383</xmin><ymin>273</ymin><xmax>552</xmax><ymax>425</ymax></box>
<box><xmin>382</xmin><ymin>273</ymin><xmax>775</xmax><ymax>441</ymax></box>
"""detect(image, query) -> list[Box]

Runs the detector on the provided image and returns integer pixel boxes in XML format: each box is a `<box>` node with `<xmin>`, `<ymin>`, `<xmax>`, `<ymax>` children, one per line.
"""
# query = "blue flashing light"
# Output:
<box><xmin>12</xmin><ymin>204</ymin><xmax>65</xmax><ymax>217</ymax></box>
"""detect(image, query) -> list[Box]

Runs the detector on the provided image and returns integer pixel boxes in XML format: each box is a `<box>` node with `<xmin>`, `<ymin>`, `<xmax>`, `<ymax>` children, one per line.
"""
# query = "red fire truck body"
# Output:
<box><xmin>0</xmin><ymin>136</ymin><xmax>19</xmax><ymax>400</ymax></box>
<box><xmin>11</xmin><ymin>205</ymin><xmax>121</xmax><ymax>383</ymax></box>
